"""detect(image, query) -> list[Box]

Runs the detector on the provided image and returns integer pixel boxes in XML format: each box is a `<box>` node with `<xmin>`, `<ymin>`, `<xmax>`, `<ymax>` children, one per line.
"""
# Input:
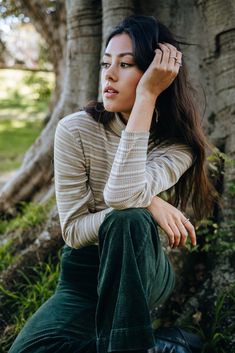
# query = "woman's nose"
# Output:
<box><xmin>104</xmin><ymin>65</ymin><xmax>118</xmax><ymax>81</ymax></box>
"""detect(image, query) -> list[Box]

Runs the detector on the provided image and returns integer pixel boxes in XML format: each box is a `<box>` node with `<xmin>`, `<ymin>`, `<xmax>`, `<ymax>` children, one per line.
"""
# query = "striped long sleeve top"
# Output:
<box><xmin>54</xmin><ymin>110</ymin><xmax>193</xmax><ymax>249</ymax></box>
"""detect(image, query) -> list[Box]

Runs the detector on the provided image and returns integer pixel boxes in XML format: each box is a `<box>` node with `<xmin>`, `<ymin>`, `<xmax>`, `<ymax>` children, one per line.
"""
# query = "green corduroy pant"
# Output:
<box><xmin>9</xmin><ymin>208</ymin><xmax>175</xmax><ymax>353</ymax></box>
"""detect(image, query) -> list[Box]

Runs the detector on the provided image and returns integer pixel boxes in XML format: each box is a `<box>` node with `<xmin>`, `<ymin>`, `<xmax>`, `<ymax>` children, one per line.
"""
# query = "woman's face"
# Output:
<box><xmin>101</xmin><ymin>33</ymin><xmax>143</xmax><ymax>122</ymax></box>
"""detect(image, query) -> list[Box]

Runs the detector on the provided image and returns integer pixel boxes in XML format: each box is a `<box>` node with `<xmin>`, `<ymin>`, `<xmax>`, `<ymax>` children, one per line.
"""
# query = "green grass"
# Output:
<box><xmin>0</xmin><ymin>119</ymin><xmax>43</xmax><ymax>172</ymax></box>
<box><xmin>0</xmin><ymin>198</ymin><xmax>56</xmax><ymax>235</ymax></box>
<box><xmin>0</xmin><ymin>255</ymin><xmax>61</xmax><ymax>353</ymax></box>
<box><xmin>0</xmin><ymin>239</ymin><xmax>15</xmax><ymax>272</ymax></box>
<box><xmin>183</xmin><ymin>285</ymin><xmax>235</xmax><ymax>353</ymax></box>
<box><xmin>0</xmin><ymin>197</ymin><xmax>56</xmax><ymax>275</ymax></box>
<box><xmin>0</xmin><ymin>69</ymin><xmax>57</xmax><ymax>351</ymax></box>
<box><xmin>0</xmin><ymin>69</ymin><xmax>54</xmax><ymax>172</ymax></box>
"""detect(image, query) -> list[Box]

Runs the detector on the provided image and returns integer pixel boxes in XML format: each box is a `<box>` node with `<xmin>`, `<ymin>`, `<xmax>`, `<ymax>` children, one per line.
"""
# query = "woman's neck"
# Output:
<box><xmin>118</xmin><ymin>112</ymin><xmax>128</xmax><ymax>125</ymax></box>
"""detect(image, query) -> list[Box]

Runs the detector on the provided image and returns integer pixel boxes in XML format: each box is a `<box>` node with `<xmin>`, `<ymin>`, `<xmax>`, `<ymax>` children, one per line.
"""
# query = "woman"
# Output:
<box><xmin>9</xmin><ymin>15</ymin><xmax>214</xmax><ymax>353</ymax></box>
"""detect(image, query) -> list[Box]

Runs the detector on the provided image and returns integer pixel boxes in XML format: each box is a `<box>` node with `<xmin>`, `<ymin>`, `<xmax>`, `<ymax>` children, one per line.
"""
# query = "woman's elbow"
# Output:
<box><xmin>103</xmin><ymin>195</ymin><xmax>127</xmax><ymax>210</ymax></box>
<box><xmin>62</xmin><ymin>225</ymin><xmax>81</xmax><ymax>249</ymax></box>
<box><xmin>103</xmin><ymin>190</ymin><xmax>152</xmax><ymax>209</ymax></box>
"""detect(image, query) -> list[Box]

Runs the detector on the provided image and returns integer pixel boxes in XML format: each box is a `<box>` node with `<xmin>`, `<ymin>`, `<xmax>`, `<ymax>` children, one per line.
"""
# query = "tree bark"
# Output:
<box><xmin>98</xmin><ymin>0</ymin><xmax>136</xmax><ymax>99</ymax></box>
<box><xmin>0</xmin><ymin>0</ymin><xmax>102</xmax><ymax>214</ymax></box>
<box><xmin>16</xmin><ymin>0</ymin><xmax>67</xmax><ymax>117</ymax></box>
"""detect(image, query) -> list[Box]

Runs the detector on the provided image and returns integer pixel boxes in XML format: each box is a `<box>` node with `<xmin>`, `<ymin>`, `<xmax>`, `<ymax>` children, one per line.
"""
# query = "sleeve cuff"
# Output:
<box><xmin>122</xmin><ymin>130</ymin><xmax>150</xmax><ymax>139</ymax></box>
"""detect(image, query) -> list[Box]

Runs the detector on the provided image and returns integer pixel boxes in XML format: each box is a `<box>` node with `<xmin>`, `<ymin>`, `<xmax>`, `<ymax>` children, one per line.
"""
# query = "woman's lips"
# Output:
<box><xmin>103</xmin><ymin>85</ymin><xmax>119</xmax><ymax>98</ymax></box>
<box><xmin>104</xmin><ymin>92</ymin><xmax>119</xmax><ymax>98</ymax></box>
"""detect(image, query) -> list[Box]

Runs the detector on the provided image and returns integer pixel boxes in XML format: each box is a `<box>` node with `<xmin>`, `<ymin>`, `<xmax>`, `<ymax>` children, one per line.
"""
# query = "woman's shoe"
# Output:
<box><xmin>148</xmin><ymin>326</ymin><xmax>203</xmax><ymax>353</ymax></box>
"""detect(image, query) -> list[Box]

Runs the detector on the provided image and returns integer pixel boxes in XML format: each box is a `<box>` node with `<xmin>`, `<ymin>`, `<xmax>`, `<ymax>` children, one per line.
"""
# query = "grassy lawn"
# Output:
<box><xmin>0</xmin><ymin>69</ymin><xmax>54</xmax><ymax>173</ymax></box>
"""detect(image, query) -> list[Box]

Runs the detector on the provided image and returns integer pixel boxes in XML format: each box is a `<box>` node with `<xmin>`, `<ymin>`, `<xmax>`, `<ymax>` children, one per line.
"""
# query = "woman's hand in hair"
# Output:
<box><xmin>146</xmin><ymin>195</ymin><xmax>196</xmax><ymax>248</ymax></box>
<box><xmin>136</xmin><ymin>43</ymin><xmax>182</xmax><ymax>100</ymax></box>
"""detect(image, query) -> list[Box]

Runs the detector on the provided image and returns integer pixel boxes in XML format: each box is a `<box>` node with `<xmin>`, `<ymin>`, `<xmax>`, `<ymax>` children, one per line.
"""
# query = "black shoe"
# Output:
<box><xmin>148</xmin><ymin>326</ymin><xmax>203</xmax><ymax>353</ymax></box>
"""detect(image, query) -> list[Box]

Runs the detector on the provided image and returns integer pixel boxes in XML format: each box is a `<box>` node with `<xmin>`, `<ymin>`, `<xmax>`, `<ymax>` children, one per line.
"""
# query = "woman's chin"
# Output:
<box><xmin>103</xmin><ymin>104</ymin><xmax>119</xmax><ymax>113</ymax></box>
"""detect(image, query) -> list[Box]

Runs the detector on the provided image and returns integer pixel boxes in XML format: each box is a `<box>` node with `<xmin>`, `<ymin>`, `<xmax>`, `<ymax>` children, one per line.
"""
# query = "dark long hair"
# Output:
<box><xmin>84</xmin><ymin>15</ymin><xmax>217</xmax><ymax>221</ymax></box>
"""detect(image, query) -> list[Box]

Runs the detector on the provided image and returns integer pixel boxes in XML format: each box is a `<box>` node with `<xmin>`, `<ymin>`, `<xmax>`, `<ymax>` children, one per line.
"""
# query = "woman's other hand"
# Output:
<box><xmin>146</xmin><ymin>195</ymin><xmax>196</xmax><ymax>248</ymax></box>
<box><xmin>136</xmin><ymin>43</ymin><xmax>182</xmax><ymax>100</ymax></box>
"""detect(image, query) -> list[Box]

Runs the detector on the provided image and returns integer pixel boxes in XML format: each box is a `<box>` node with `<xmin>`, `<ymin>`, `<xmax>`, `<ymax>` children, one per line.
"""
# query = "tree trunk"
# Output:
<box><xmin>147</xmin><ymin>1</ymin><xmax>235</xmax><ymax>349</ymax></box>
<box><xmin>0</xmin><ymin>0</ymin><xmax>102</xmax><ymax>214</ymax></box>
<box><xmin>97</xmin><ymin>0</ymin><xmax>136</xmax><ymax>98</ymax></box>
<box><xmin>16</xmin><ymin>1</ymin><xmax>67</xmax><ymax>119</ymax></box>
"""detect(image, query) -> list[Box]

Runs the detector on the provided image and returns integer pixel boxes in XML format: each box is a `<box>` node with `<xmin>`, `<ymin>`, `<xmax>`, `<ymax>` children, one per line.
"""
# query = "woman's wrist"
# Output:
<box><xmin>125</xmin><ymin>95</ymin><xmax>157</xmax><ymax>132</ymax></box>
<box><xmin>136</xmin><ymin>90</ymin><xmax>159</xmax><ymax>104</ymax></box>
<box><xmin>146</xmin><ymin>195</ymin><xmax>158</xmax><ymax>214</ymax></box>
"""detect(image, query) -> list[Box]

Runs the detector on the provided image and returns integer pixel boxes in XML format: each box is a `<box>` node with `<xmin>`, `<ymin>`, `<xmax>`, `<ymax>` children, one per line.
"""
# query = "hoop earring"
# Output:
<box><xmin>95</xmin><ymin>103</ymin><xmax>105</xmax><ymax>113</ymax></box>
<box><xmin>95</xmin><ymin>103</ymin><xmax>105</xmax><ymax>122</ymax></box>
<box><xmin>155</xmin><ymin>107</ymin><xmax>159</xmax><ymax>123</ymax></box>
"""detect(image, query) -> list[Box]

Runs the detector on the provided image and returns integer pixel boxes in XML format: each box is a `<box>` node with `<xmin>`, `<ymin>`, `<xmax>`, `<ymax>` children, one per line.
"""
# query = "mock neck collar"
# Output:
<box><xmin>108</xmin><ymin>112</ymin><xmax>127</xmax><ymax>137</ymax></box>
<box><xmin>108</xmin><ymin>112</ymin><xmax>155</xmax><ymax>142</ymax></box>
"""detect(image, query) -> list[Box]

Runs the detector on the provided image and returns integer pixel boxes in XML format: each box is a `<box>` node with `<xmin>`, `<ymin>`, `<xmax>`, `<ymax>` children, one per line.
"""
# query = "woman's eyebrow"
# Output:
<box><xmin>103</xmin><ymin>52</ymin><xmax>134</xmax><ymax>58</ymax></box>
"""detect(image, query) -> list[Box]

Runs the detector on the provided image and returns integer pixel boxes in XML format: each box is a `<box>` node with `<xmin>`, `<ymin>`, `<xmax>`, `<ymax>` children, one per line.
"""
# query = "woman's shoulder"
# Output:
<box><xmin>58</xmin><ymin>110</ymin><xmax>98</xmax><ymax>135</ymax></box>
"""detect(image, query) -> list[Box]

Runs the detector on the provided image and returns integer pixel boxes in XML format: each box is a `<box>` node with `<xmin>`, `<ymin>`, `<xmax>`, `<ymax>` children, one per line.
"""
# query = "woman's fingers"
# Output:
<box><xmin>158</xmin><ymin>43</ymin><xmax>182</xmax><ymax>69</ymax></box>
<box><xmin>158</xmin><ymin>43</ymin><xmax>171</xmax><ymax>65</ymax></box>
<box><xmin>154</xmin><ymin>48</ymin><xmax>163</xmax><ymax>66</ymax></box>
<box><xmin>148</xmin><ymin>196</ymin><xmax>196</xmax><ymax>249</ymax></box>
<box><xmin>175</xmin><ymin>51</ymin><xmax>182</xmax><ymax>66</ymax></box>
<box><xmin>184</xmin><ymin>221</ymin><xmax>197</xmax><ymax>246</ymax></box>
<box><xmin>164</xmin><ymin>217</ymin><xmax>196</xmax><ymax>248</ymax></box>
<box><xmin>163</xmin><ymin>224</ymin><xmax>175</xmax><ymax>248</ymax></box>
<box><xmin>163</xmin><ymin>43</ymin><xmax>178</xmax><ymax>66</ymax></box>
<box><xmin>168</xmin><ymin>222</ymin><xmax>182</xmax><ymax>248</ymax></box>
<box><xmin>177</xmin><ymin>222</ymin><xmax>189</xmax><ymax>247</ymax></box>
<box><xmin>138</xmin><ymin>42</ymin><xmax>182</xmax><ymax>97</ymax></box>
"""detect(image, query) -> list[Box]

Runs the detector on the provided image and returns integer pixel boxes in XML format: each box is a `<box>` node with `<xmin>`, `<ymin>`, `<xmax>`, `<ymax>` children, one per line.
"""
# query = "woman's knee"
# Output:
<box><xmin>105</xmin><ymin>207</ymin><xmax>152</xmax><ymax>224</ymax></box>
<box><xmin>98</xmin><ymin>207</ymin><xmax>157</xmax><ymax>247</ymax></box>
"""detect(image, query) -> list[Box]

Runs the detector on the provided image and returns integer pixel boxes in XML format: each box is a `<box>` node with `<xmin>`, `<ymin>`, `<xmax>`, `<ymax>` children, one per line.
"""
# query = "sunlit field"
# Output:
<box><xmin>0</xmin><ymin>69</ymin><xmax>54</xmax><ymax>173</ymax></box>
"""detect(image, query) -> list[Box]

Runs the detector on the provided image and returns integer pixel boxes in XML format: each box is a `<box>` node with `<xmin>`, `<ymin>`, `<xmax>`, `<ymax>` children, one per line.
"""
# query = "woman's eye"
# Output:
<box><xmin>100</xmin><ymin>62</ymin><xmax>110</xmax><ymax>68</ymax></box>
<box><xmin>120</xmin><ymin>62</ymin><xmax>133</xmax><ymax>68</ymax></box>
<box><xmin>100</xmin><ymin>62</ymin><xmax>133</xmax><ymax>69</ymax></box>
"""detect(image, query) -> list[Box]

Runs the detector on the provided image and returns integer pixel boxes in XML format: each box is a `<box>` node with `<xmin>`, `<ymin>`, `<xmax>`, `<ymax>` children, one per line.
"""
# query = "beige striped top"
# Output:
<box><xmin>54</xmin><ymin>110</ymin><xmax>193</xmax><ymax>249</ymax></box>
